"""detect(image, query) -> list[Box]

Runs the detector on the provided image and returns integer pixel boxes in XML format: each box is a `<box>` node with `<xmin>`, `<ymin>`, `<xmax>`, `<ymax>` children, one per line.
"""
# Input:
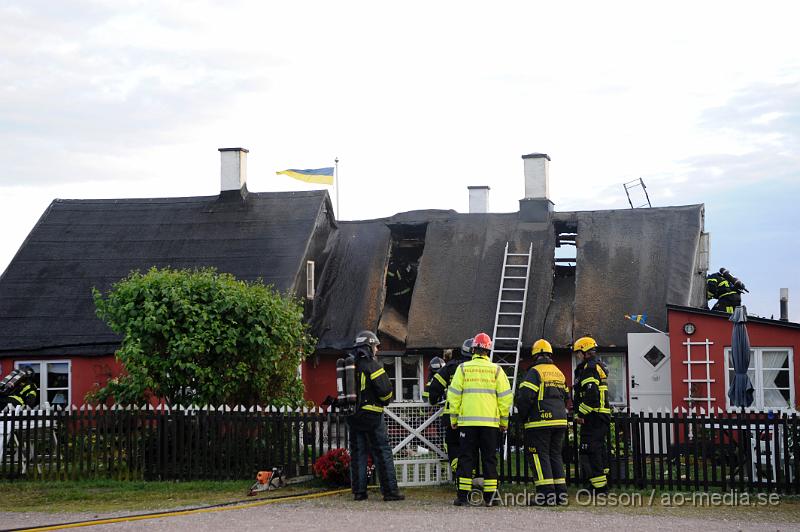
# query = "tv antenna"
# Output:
<box><xmin>623</xmin><ymin>178</ymin><xmax>652</xmax><ymax>208</ymax></box>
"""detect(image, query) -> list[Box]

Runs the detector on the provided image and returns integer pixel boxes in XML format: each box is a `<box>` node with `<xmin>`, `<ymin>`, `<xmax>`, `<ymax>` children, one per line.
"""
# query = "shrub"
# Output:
<box><xmin>313</xmin><ymin>448</ymin><xmax>351</xmax><ymax>486</ymax></box>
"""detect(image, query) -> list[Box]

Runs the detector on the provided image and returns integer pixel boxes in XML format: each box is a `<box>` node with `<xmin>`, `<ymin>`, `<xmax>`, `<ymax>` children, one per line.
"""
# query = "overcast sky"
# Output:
<box><xmin>1</xmin><ymin>0</ymin><xmax>798</xmax><ymax>321</ymax></box>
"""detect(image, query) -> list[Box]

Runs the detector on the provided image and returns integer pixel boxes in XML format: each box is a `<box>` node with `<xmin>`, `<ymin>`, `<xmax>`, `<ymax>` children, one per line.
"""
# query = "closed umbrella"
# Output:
<box><xmin>728</xmin><ymin>305</ymin><xmax>755</xmax><ymax>408</ymax></box>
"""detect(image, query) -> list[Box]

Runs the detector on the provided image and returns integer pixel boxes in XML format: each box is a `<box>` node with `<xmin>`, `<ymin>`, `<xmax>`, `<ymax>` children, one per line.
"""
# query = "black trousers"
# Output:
<box><xmin>442</xmin><ymin>419</ymin><xmax>461</xmax><ymax>474</ymax></box>
<box><xmin>579</xmin><ymin>417</ymin><xmax>610</xmax><ymax>491</ymax></box>
<box><xmin>525</xmin><ymin>427</ymin><xmax>567</xmax><ymax>499</ymax></box>
<box><xmin>347</xmin><ymin>413</ymin><xmax>399</xmax><ymax>496</ymax></box>
<box><xmin>456</xmin><ymin>426</ymin><xmax>499</xmax><ymax>499</ymax></box>
<box><xmin>713</xmin><ymin>293</ymin><xmax>741</xmax><ymax>314</ymax></box>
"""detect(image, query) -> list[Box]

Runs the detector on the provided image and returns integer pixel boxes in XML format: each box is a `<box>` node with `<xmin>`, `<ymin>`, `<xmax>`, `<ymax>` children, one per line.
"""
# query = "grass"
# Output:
<box><xmin>0</xmin><ymin>479</ymin><xmax>329</xmax><ymax>513</ymax></box>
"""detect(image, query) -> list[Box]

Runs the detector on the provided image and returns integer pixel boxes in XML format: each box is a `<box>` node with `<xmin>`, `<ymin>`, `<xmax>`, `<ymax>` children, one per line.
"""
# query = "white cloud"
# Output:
<box><xmin>1</xmin><ymin>0</ymin><xmax>800</xmax><ymax>319</ymax></box>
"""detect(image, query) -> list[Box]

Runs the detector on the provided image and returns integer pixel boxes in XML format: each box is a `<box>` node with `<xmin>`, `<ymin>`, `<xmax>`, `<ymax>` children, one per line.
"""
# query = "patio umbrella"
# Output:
<box><xmin>728</xmin><ymin>305</ymin><xmax>755</xmax><ymax>408</ymax></box>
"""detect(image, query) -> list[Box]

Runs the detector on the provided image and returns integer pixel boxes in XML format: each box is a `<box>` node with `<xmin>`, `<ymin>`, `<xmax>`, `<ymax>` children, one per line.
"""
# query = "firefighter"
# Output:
<box><xmin>425</xmin><ymin>339</ymin><xmax>473</xmax><ymax>475</ymax></box>
<box><xmin>421</xmin><ymin>356</ymin><xmax>446</xmax><ymax>403</ymax></box>
<box><xmin>448</xmin><ymin>332</ymin><xmax>512</xmax><ymax>506</ymax></box>
<box><xmin>573</xmin><ymin>336</ymin><xmax>611</xmax><ymax>493</ymax></box>
<box><xmin>1</xmin><ymin>367</ymin><xmax>39</xmax><ymax>408</ymax></box>
<box><xmin>707</xmin><ymin>267</ymin><xmax>746</xmax><ymax>314</ymax></box>
<box><xmin>514</xmin><ymin>339</ymin><xmax>568</xmax><ymax>505</ymax></box>
<box><xmin>347</xmin><ymin>330</ymin><xmax>404</xmax><ymax>501</ymax></box>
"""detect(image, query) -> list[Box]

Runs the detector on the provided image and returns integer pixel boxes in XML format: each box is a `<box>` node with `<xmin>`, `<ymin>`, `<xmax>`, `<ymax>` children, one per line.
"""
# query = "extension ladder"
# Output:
<box><xmin>490</xmin><ymin>242</ymin><xmax>533</xmax><ymax>391</ymax></box>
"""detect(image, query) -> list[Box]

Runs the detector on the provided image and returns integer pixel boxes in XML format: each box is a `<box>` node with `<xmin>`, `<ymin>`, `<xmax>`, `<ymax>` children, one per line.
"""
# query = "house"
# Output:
<box><xmin>0</xmin><ymin>148</ymin><xmax>336</xmax><ymax>406</ymax></box>
<box><xmin>301</xmin><ymin>154</ymin><xmax>708</xmax><ymax>406</ymax></box>
<box><xmin>0</xmin><ymin>149</ymin><xmax>709</xmax><ymax>408</ymax></box>
<box><xmin>666</xmin><ymin>305</ymin><xmax>799</xmax><ymax>412</ymax></box>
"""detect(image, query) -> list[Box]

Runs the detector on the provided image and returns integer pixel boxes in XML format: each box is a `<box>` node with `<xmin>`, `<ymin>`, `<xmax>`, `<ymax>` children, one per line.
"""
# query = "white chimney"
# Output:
<box><xmin>468</xmin><ymin>186</ymin><xmax>490</xmax><ymax>213</ymax></box>
<box><xmin>522</xmin><ymin>153</ymin><xmax>550</xmax><ymax>199</ymax></box>
<box><xmin>219</xmin><ymin>147</ymin><xmax>248</xmax><ymax>192</ymax></box>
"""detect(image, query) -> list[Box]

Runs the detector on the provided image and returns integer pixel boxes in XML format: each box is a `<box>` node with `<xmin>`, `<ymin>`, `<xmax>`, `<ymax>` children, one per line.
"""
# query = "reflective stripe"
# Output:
<box><xmin>553</xmin><ymin>478</ymin><xmax>566</xmax><ymax>485</ymax></box>
<box><xmin>581</xmin><ymin>377</ymin><xmax>599</xmax><ymax>387</ymax></box>
<box><xmin>497</xmin><ymin>389</ymin><xmax>512</xmax><ymax>398</ymax></box>
<box><xmin>578</xmin><ymin>403</ymin><xmax>593</xmax><ymax>414</ymax></box>
<box><xmin>360</xmin><ymin>373</ymin><xmax>366</xmax><ymax>391</ymax></box>
<box><xmin>361</xmin><ymin>405</ymin><xmax>384</xmax><ymax>413</ymax></box>
<box><xmin>534</xmin><ymin>479</ymin><xmax>554</xmax><ymax>486</ymax></box>
<box><xmin>520</xmin><ymin>381</ymin><xmax>538</xmax><ymax>391</ymax></box>
<box><xmin>421</xmin><ymin>391</ymin><xmax>429</xmax><ymax>398</ymax></box>
<box><xmin>448</xmin><ymin>386</ymin><xmax>463</xmax><ymax>395</ymax></box>
<box><xmin>532</xmin><ymin>453</ymin><xmax>544</xmax><ymax>481</ymax></box>
<box><xmin>590</xmin><ymin>475</ymin><xmax>608</xmax><ymax>487</ymax></box>
<box><xmin>370</xmin><ymin>368</ymin><xmax>386</xmax><ymax>380</ymax></box>
<box><xmin>379</xmin><ymin>393</ymin><xmax>393</xmax><ymax>402</ymax></box>
<box><xmin>458</xmin><ymin>416</ymin><xmax>500</xmax><ymax>423</ymax></box>
<box><xmin>462</xmin><ymin>388</ymin><xmax>498</xmax><ymax>395</ymax></box>
<box><xmin>434</xmin><ymin>373</ymin><xmax>447</xmax><ymax>386</ymax></box>
<box><xmin>524</xmin><ymin>419</ymin><xmax>568</xmax><ymax>429</ymax></box>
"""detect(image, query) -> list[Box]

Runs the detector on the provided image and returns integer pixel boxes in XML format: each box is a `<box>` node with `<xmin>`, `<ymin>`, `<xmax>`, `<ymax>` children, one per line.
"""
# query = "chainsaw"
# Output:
<box><xmin>247</xmin><ymin>466</ymin><xmax>286</xmax><ymax>496</ymax></box>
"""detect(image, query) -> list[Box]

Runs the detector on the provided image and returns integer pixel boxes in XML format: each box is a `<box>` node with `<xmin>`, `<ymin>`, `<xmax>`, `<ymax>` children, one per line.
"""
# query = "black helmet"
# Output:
<box><xmin>20</xmin><ymin>366</ymin><xmax>35</xmax><ymax>378</ymax></box>
<box><xmin>460</xmin><ymin>338</ymin><xmax>473</xmax><ymax>358</ymax></box>
<box><xmin>429</xmin><ymin>356</ymin><xmax>445</xmax><ymax>372</ymax></box>
<box><xmin>354</xmin><ymin>330</ymin><xmax>380</xmax><ymax>348</ymax></box>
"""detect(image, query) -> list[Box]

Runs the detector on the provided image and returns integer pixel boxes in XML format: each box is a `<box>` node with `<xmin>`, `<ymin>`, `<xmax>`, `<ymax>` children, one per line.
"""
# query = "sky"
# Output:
<box><xmin>0</xmin><ymin>0</ymin><xmax>798</xmax><ymax>321</ymax></box>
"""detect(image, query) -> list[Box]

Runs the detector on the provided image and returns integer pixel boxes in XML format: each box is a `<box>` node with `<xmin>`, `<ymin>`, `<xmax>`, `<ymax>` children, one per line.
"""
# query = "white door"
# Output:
<box><xmin>627</xmin><ymin>332</ymin><xmax>672</xmax><ymax>412</ymax></box>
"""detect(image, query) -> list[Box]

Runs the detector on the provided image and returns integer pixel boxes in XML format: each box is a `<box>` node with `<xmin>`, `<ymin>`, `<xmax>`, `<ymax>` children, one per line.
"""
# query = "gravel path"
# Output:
<box><xmin>2</xmin><ymin>491</ymin><xmax>798</xmax><ymax>532</ymax></box>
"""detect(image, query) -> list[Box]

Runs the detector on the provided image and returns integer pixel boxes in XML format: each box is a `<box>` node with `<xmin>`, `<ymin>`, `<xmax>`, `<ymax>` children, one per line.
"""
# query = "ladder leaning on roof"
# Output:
<box><xmin>490</xmin><ymin>242</ymin><xmax>533</xmax><ymax>392</ymax></box>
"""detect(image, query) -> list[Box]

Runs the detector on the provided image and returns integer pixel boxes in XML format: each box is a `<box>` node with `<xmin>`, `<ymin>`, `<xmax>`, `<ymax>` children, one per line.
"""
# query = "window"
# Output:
<box><xmin>380</xmin><ymin>355</ymin><xmax>423</xmax><ymax>402</ymax></box>
<box><xmin>725</xmin><ymin>347</ymin><xmax>794</xmax><ymax>410</ymax></box>
<box><xmin>14</xmin><ymin>360</ymin><xmax>71</xmax><ymax>407</ymax></box>
<box><xmin>572</xmin><ymin>353</ymin><xmax>627</xmax><ymax>406</ymax></box>
<box><xmin>306</xmin><ymin>261</ymin><xmax>315</xmax><ymax>300</ymax></box>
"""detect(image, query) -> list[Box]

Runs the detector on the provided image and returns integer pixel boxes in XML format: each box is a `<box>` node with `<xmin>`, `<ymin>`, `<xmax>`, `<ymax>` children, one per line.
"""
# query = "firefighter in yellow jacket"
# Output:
<box><xmin>514</xmin><ymin>339</ymin><xmax>569</xmax><ymax>505</ymax></box>
<box><xmin>447</xmin><ymin>332</ymin><xmax>512</xmax><ymax>506</ymax></box>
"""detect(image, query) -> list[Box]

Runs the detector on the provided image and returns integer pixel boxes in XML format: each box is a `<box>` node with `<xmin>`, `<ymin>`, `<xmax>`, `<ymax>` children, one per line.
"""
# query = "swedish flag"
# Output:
<box><xmin>276</xmin><ymin>167</ymin><xmax>334</xmax><ymax>185</ymax></box>
<box><xmin>626</xmin><ymin>314</ymin><xmax>647</xmax><ymax>324</ymax></box>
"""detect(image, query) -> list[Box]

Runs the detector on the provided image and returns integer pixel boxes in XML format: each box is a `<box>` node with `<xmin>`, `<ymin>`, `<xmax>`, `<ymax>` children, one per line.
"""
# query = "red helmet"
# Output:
<box><xmin>472</xmin><ymin>332</ymin><xmax>492</xmax><ymax>351</ymax></box>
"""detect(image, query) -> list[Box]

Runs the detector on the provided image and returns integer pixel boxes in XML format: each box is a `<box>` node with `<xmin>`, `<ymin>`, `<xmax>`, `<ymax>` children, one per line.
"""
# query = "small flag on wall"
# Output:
<box><xmin>625</xmin><ymin>313</ymin><xmax>648</xmax><ymax>324</ymax></box>
<box><xmin>276</xmin><ymin>167</ymin><xmax>334</xmax><ymax>185</ymax></box>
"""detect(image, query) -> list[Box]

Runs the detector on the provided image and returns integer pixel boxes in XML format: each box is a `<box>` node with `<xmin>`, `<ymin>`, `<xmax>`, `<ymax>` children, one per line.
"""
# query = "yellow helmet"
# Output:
<box><xmin>573</xmin><ymin>336</ymin><xmax>598</xmax><ymax>353</ymax></box>
<box><xmin>531</xmin><ymin>339</ymin><xmax>553</xmax><ymax>357</ymax></box>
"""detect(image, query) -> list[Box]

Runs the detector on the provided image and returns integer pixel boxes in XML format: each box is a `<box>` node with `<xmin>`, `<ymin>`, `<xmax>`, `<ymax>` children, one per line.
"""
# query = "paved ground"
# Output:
<box><xmin>2</xmin><ymin>489</ymin><xmax>799</xmax><ymax>531</ymax></box>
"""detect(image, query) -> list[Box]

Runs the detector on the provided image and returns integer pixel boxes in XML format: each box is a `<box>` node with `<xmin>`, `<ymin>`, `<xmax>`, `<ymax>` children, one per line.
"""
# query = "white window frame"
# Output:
<box><xmin>724</xmin><ymin>347</ymin><xmax>795</xmax><ymax>411</ymax></box>
<box><xmin>571</xmin><ymin>352</ymin><xmax>627</xmax><ymax>407</ymax></box>
<box><xmin>14</xmin><ymin>360</ymin><xmax>72</xmax><ymax>408</ymax></box>
<box><xmin>306</xmin><ymin>260</ymin><xmax>315</xmax><ymax>300</ymax></box>
<box><xmin>381</xmin><ymin>354</ymin><xmax>424</xmax><ymax>403</ymax></box>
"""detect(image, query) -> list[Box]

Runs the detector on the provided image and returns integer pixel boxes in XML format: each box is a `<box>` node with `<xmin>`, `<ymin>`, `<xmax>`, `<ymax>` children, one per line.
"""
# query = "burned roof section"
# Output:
<box><xmin>309</xmin><ymin>204</ymin><xmax>706</xmax><ymax>350</ymax></box>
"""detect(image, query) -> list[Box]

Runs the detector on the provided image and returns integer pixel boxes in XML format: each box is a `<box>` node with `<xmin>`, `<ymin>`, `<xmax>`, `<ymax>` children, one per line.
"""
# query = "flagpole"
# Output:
<box><xmin>334</xmin><ymin>157</ymin><xmax>340</xmax><ymax>219</ymax></box>
<box><xmin>624</xmin><ymin>314</ymin><xmax>666</xmax><ymax>334</ymax></box>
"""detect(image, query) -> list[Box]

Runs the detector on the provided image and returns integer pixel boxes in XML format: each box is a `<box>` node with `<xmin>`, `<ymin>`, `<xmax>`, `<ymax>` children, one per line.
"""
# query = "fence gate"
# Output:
<box><xmin>384</xmin><ymin>403</ymin><xmax>450</xmax><ymax>486</ymax></box>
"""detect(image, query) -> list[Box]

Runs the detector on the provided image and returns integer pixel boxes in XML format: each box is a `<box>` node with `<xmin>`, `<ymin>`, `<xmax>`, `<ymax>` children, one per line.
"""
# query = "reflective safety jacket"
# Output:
<box><xmin>353</xmin><ymin>347</ymin><xmax>393</xmax><ymax>414</ymax></box>
<box><xmin>574</xmin><ymin>358</ymin><xmax>611</xmax><ymax>422</ymax></box>
<box><xmin>447</xmin><ymin>354</ymin><xmax>512</xmax><ymax>428</ymax></box>
<box><xmin>425</xmin><ymin>357</ymin><xmax>468</xmax><ymax>414</ymax></box>
<box><xmin>515</xmin><ymin>355</ymin><xmax>568</xmax><ymax>429</ymax></box>
<box><xmin>9</xmin><ymin>383</ymin><xmax>38</xmax><ymax>408</ymax></box>
<box><xmin>707</xmin><ymin>273</ymin><xmax>739</xmax><ymax>301</ymax></box>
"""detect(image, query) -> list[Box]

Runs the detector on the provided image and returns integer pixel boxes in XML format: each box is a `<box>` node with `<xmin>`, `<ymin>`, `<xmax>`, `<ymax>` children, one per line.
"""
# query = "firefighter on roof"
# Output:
<box><xmin>447</xmin><ymin>332</ymin><xmax>512</xmax><ymax>506</ymax></box>
<box><xmin>347</xmin><ymin>330</ymin><xmax>404</xmax><ymax>502</ymax></box>
<box><xmin>514</xmin><ymin>339</ymin><xmax>569</xmax><ymax>505</ymax></box>
<box><xmin>573</xmin><ymin>336</ymin><xmax>611</xmax><ymax>493</ymax></box>
<box><xmin>707</xmin><ymin>267</ymin><xmax>747</xmax><ymax>314</ymax></box>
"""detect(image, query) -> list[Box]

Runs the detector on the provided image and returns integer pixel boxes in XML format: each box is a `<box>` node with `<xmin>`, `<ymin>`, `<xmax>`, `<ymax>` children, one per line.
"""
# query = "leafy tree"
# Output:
<box><xmin>89</xmin><ymin>267</ymin><xmax>315</xmax><ymax>407</ymax></box>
